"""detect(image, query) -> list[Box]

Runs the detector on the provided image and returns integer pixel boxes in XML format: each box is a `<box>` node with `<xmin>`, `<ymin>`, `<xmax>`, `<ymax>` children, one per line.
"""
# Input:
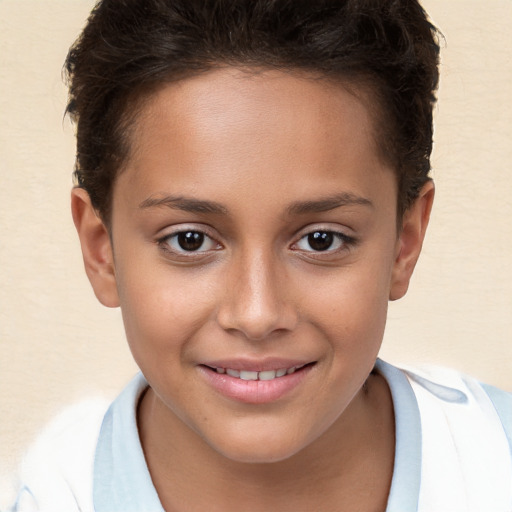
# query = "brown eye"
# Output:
<box><xmin>177</xmin><ymin>231</ymin><xmax>205</xmax><ymax>251</ymax></box>
<box><xmin>307</xmin><ymin>231</ymin><xmax>335</xmax><ymax>251</ymax></box>
<box><xmin>160</xmin><ymin>230</ymin><xmax>219</xmax><ymax>254</ymax></box>
<box><xmin>294</xmin><ymin>229</ymin><xmax>354</xmax><ymax>254</ymax></box>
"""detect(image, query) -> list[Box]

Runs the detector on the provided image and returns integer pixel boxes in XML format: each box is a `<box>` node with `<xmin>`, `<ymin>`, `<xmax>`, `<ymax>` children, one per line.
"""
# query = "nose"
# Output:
<box><xmin>216</xmin><ymin>247</ymin><xmax>298</xmax><ymax>341</ymax></box>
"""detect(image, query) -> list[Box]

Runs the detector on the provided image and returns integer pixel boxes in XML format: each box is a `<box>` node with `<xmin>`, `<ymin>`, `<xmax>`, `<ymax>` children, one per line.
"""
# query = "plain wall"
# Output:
<box><xmin>1</xmin><ymin>0</ymin><xmax>511</xmax><ymax>505</ymax></box>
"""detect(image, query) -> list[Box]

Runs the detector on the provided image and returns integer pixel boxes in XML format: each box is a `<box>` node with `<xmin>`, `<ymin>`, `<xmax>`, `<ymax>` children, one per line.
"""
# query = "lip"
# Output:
<box><xmin>201</xmin><ymin>357</ymin><xmax>311</xmax><ymax>372</ymax></box>
<box><xmin>198</xmin><ymin>360</ymin><xmax>315</xmax><ymax>404</ymax></box>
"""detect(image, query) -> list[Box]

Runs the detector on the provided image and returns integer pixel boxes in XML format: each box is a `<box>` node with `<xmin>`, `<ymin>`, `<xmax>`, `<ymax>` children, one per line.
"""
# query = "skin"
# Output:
<box><xmin>72</xmin><ymin>68</ymin><xmax>434</xmax><ymax>511</ymax></box>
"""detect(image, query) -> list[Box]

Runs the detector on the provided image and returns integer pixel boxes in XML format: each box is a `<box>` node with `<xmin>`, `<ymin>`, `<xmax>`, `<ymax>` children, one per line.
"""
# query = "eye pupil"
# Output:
<box><xmin>308</xmin><ymin>231</ymin><xmax>334</xmax><ymax>251</ymax></box>
<box><xmin>177</xmin><ymin>231</ymin><xmax>204</xmax><ymax>251</ymax></box>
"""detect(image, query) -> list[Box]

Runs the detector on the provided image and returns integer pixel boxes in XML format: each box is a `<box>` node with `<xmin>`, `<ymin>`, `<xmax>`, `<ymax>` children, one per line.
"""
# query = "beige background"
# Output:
<box><xmin>1</xmin><ymin>0</ymin><xmax>511</xmax><ymax>505</ymax></box>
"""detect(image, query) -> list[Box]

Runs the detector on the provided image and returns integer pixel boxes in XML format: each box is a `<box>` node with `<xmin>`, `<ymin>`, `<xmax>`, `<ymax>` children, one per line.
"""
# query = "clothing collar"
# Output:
<box><xmin>375</xmin><ymin>359</ymin><xmax>422</xmax><ymax>512</ymax></box>
<box><xmin>93</xmin><ymin>361</ymin><xmax>422</xmax><ymax>511</ymax></box>
<box><xmin>93</xmin><ymin>373</ymin><xmax>164</xmax><ymax>512</ymax></box>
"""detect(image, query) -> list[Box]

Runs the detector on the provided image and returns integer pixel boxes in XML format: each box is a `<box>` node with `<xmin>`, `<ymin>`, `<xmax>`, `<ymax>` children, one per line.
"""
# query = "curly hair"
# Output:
<box><xmin>65</xmin><ymin>0</ymin><xmax>440</xmax><ymax>222</ymax></box>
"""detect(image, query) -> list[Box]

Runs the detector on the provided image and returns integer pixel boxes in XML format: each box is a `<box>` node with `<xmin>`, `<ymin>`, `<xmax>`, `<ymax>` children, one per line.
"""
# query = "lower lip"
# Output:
<box><xmin>198</xmin><ymin>365</ymin><xmax>313</xmax><ymax>404</ymax></box>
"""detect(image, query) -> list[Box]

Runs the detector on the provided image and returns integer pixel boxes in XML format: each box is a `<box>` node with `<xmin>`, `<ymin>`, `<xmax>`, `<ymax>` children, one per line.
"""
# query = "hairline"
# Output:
<box><xmin>92</xmin><ymin>64</ymin><xmax>403</xmax><ymax>228</ymax></box>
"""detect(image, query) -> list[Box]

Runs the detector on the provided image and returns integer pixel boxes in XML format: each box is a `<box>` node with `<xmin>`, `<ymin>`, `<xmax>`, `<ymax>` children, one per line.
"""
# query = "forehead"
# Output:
<box><xmin>115</xmin><ymin>67</ymin><xmax>395</xmax><ymax>217</ymax></box>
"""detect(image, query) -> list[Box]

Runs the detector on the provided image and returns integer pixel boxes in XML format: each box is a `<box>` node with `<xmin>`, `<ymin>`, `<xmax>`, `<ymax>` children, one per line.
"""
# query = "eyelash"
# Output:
<box><xmin>156</xmin><ymin>227</ymin><xmax>356</xmax><ymax>259</ymax></box>
<box><xmin>157</xmin><ymin>229</ymin><xmax>221</xmax><ymax>256</ymax></box>
<box><xmin>292</xmin><ymin>229</ymin><xmax>356</xmax><ymax>255</ymax></box>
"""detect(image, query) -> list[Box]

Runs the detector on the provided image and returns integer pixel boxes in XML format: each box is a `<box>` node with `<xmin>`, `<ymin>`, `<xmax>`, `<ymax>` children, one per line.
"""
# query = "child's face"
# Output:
<box><xmin>74</xmin><ymin>68</ymin><xmax>431</xmax><ymax>463</ymax></box>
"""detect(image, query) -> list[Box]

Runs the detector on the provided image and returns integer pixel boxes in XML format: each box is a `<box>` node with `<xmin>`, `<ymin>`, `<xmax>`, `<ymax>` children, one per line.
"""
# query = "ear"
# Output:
<box><xmin>389</xmin><ymin>181</ymin><xmax>435</xmax><ymax>301</ymax></box>
<box><xmin>71</xmin><ymin>188</ymin><xmax>120</xmax><ymax>307</ymax></box>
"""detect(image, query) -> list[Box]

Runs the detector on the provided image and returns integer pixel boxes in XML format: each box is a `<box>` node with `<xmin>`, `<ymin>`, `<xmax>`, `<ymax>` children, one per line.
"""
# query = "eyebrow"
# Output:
<box><xmin>139</xmin><ymin>195</ymin><xmax>228</xmax><ymax>214</ymax></box>
<box><xmin>287</xmin><ymin>193</ymin><xmax>373</xmax><ymax>215</ymax></box>
<box><xmin>139</xmin><ymin>191</ymin><xmax>373</xmax><ymax>216</ymax></box>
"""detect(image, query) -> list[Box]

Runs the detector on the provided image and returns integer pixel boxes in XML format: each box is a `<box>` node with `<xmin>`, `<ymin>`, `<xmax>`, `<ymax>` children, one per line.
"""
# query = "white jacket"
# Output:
<box><xmin>9</xmin><ymin>360</ymin><xmax>512</xmax><ymax>512</ymax></box>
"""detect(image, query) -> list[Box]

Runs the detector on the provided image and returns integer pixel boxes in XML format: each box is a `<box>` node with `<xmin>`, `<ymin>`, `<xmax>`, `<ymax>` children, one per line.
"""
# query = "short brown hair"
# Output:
<box><xmin>65</xmin><ymin>0</ymin><xmax>440</xmax><ymax>222</ymax></box>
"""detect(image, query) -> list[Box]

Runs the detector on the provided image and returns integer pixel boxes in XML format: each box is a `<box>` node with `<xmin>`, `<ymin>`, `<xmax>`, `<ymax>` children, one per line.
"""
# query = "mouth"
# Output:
<box><xmin>204</xmin><ymin>363</ymin><xmax>311</xmax><ymax>381</ymax></box>
<box><xmin>199</xmin><ymin>361</ymin><xmax>316</xmax><ymax>404</ymax></box>
<box><xmin>198</xmin><ymin>361</ymin><xmax>316</xmax><ymax>403</ymax></box>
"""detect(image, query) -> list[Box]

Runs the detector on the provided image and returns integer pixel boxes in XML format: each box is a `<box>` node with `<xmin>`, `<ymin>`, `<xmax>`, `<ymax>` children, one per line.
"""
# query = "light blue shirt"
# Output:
<box><xmin>91</xmin><ymin>360</ymin><xmax>512</xmax><ymax>511</ymax></box>
<box><xmin>11</xmin><ymin>360</ymin><xmax>512</xmax><ymax>511</ymax></box>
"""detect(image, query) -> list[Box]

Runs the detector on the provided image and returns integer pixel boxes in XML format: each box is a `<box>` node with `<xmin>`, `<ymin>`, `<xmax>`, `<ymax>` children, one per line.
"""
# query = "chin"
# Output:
<box><xmin>203</xmin><ymin>425</ymin><xmax>311</xmax><ymax>465</ymax></box>
<box><xmin>216</xmin><ymin>444</ymin><xmax>301</xmax><ymax>465</ymax></box>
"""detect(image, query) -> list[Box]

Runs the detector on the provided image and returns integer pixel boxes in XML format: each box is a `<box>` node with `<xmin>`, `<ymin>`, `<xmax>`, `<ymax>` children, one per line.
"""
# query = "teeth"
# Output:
<box><xmin>215</xmin><ymin>365</ymin><xmax>305</xmax><ymax>381</ymax></box>
<box><xmin>240</xmin><ymin>371</ymin><xmax>259</xmax><ymax>381</ymax></box>
<box><xmin>258</xmin><ymin>370</ymin><xmax>277</xmax><ymax>381</ymax></box>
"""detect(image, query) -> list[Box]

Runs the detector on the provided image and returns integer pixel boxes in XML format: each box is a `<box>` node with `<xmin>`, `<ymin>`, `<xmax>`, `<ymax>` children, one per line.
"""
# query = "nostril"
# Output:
<box><xmin>216</xmin><ymin>305</ymin><xmax>292</xmax><ymax>341</ymax></box>
<box><xmin>216</xmin><ymin>258</ymin><xmax>299</xmax><ymax>339</ymax></box>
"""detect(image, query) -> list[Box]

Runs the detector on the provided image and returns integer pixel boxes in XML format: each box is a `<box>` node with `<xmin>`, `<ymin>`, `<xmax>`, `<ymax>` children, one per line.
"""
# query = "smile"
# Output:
<box><xmin>200</xmin><ymin>362</ymin><xmax>315</xmax><ymax>404</ymax></box>
<box><xmin>212</xmin><ymin>365</ymin><xmax>306</xmax><ymax>381</ymax></box>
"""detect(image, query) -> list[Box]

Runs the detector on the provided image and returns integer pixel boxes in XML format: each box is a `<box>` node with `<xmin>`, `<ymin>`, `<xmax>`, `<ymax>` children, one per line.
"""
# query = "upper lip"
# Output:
<box><xmin>200</xmin><ymin>358</ymin><xmax>314</xmax><ymax>372</ymax></box>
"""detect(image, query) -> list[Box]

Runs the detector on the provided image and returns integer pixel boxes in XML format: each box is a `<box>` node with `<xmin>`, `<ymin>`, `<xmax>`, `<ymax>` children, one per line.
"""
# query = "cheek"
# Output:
<box><xmin>115</xmin><ymin>260</ymin><xmax>219</xmax><ymax>362</ymax></box>
<box><xmin>302</xmin><ymin>256</ymin><xmax>393</xmax><ymax>323</ymax></box>
<box><xmin>296</xmin><ymin>251</ymin><xmax>394</xmax><ymax>364</ymax></box>
<box><xmin>314</xmin><ymin>286</ymin><xmax>388</xmax><ymax>353</ymax></box>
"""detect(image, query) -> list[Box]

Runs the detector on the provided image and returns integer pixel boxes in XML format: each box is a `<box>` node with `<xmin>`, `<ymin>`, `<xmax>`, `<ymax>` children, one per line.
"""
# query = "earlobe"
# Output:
<box><xmin>71</xmin><ymin>188</ymin><xmax>120</xmax><ymax>308</ymax></box>
<box><xmin>389</xmin><ymin>181</ymin><xmax>435</xmax><ymax>301</ymax></box>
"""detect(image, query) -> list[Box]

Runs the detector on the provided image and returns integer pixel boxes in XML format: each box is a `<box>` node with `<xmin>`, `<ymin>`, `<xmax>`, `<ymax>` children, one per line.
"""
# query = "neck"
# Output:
<box><xmin>138</xmin><ymin>372</ymin><xmax>394</xmax><ymax>512</ymax></box>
